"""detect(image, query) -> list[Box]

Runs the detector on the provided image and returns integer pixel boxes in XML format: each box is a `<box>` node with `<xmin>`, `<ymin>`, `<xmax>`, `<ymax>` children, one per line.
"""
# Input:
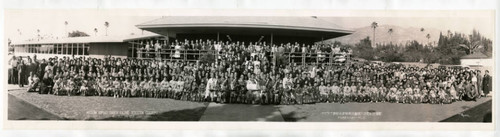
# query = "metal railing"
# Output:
<box><xmin>136</xmin><ymin>48</ymin><xmax>350</xmax><ymax>66</ymax></box>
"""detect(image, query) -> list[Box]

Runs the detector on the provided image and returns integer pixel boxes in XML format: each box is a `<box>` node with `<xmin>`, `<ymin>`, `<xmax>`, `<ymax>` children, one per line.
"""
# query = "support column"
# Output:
<box><xmin>271</xmin><ymin>33</ymin><xmax>275</xmax><ymax>69</ymax></box>
<box><xmin>167</xmin><ymin>33</ymin><xmax>170</xmax><ymax>60</ymax></box>
<box><xmin>166</xmin><ymin>33</ymin><xmax>170</xmax><ymax>46</ymax></box>
<box><xmin>217</xmin><ymin>32</ymin><xmax>220</xmax><ymax>41</ymax></box>
<box><xmin>76</xmin><ymin>43</ymin><xmax>80</xmax><ymax>55</ymax></box>
<box><xmin>72</xmin><ymin>43</ymin><xmax>75</xmax><ymax>56</ymax></box>
<box><xmin>66</xmin><ymin>43</ymin><xmax>69</xmax><ymax>55</ymax></box>
<box><xmin>270</xmin><ymin>33</ymin><xmax>274</xmax><ymax>46</ymax></box>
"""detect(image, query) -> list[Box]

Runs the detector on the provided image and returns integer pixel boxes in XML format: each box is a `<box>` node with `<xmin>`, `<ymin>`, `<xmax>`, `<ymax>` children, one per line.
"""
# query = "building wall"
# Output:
<box><xmin>89</xmin><ymin>43</ymin><xmax>130</xmax><ymax>59</ymax></box>
<box><xmin>12</xmin><ymin>43</ymin><xmax>90</xmax><ymax>59</ymax></box>
<box><xmin>460</xmin><ymin>59</ymin><xmax>493</xmax><ymax>67</ymax></box>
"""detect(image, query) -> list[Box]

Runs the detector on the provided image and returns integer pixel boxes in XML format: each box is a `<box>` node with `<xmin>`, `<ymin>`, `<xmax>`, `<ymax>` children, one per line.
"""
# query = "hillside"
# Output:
<box><xmin>329</xmin><ymin>25</ymin><xmax>442</xmax><ymax>46</ymax></box>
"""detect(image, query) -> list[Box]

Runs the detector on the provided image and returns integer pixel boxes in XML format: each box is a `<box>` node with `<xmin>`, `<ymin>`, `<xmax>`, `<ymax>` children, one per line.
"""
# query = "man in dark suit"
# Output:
<box><xmin>18</xmin><ymin>59</ymin><xmax>26</xmax><ymax>87</ymax></box>
<box><xmin>38</xmin><ymin>59</ymin><xmax>47</xmax><ymax>80</ymax></box>
<box><xmin>482</xmin><ymin>70</ymin><xmax>492</xmax><ymax>96</ymax></box>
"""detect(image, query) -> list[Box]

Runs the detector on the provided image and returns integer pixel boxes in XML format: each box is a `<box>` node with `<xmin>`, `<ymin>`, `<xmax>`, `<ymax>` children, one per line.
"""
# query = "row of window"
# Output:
<box><xmin>14</xmin><ymin>43</ymin><xmax>90</xmax><ymax>55</ymax></box>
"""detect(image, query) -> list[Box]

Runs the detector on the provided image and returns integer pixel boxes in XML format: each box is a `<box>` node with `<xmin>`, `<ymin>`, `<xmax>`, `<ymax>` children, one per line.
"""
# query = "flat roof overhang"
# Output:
<box><xmin>137</xmin><ymin>24</ymin><xmax>354</xmax><ymax>41</ymax></box>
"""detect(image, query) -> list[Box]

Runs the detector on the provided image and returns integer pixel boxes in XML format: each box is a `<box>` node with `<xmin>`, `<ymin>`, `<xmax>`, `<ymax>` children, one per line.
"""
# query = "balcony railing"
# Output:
<box><xmin>136</xmin><ymin>48</ymin><xmax>350</xmax><ymax>66</ymax></box>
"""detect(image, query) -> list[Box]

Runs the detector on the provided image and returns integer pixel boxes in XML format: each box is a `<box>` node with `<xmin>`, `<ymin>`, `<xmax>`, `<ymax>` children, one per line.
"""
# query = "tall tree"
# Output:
<box><xmin>388</xmin><ymin>28</ymin><xmax>393</xmax><ymax>44</ymax></box>
<box><xmin>37</xmin><ymin>29</ymin><xmax>40</xmax><ymax>41</ymax></box>
<box><xmin>68</xmin><ymin>30</ymin><xmax>90</xmax><ymax>37</ymax></box>
<box><xmin>426</xmin><ymin>33</ymin><xmax>431</xmax><ymax>46</ymax></box>
<box><xmin>420</xmin><ymin>28</ymin><xmax>425</xmax><ymax>44</ymax></box>
<box><xmin>94</xmin><ymin>28</ymin><xmax>98</xmax><ymax>36</ymax></box>
<box><xmin>64</xmin><ymin>21</ymin><xmax>68</xmax><ymax>36</ymax></box>
<box><xmin>104</xmin><ymin>21</ymin><xmax>109</xmax><ymax>36</ymax></box>
<box><xmin>459</xmin><ymin>29</ymin><xmax>484</xmax><ymax>55</ymax></box>
<box><xmin>353</xmin><ymin>36</ymin><xmax>374</xmax><ymax>60</ymax></box>
<box><xmin>371</xmin><ymin>22</ymin><xmax>378</xmax><ymax>47</ymax></box>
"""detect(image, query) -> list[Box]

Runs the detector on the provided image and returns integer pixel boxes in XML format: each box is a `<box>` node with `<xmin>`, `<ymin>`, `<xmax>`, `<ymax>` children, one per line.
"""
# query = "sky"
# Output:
<box><xmin>324</xmin><ymin>16</ymin><xmax>495</xmax><ymax>38</ymax></box>
<box><xmin>5</xmin><ymin>10</ymin><xmax>495</xmax><ymax>43</ymax></box>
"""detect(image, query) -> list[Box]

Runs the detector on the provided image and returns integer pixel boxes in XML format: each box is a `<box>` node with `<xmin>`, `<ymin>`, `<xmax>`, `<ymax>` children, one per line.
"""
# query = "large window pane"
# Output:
<box><xmin>63</xmin><ymin>44</ymin><xmax>67</xmax><ymax>54</ymax></box>
<box><xmin>84</xmin><ymin>44</ymin><xmax>87</xmax><ymax>55</ymax></box>
<box><xmin>72</xmin><ymin>43</ymin><xmax>77</xmax><ymax>55</ymax></box>
<box><xmin>59</xmin><ymin>44</ymin><xmax>63</xmax><ymax>54</ymax></box>
<box><xmin>78</xmin><ymin>44</ymin><xmax>83</xmax><ymax>55</ymax></box>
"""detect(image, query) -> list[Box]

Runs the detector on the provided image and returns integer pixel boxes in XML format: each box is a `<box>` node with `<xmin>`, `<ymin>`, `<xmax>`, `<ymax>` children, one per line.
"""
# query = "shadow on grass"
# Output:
<box><xmin>281</xmin><ymin>111</ymin><xmax>307</xmax><ymax>122</ymax></box>
<box><xmin>98</xmin><ymin>102</ymin><xmax>308</xmax><ymax>121</ymax></box>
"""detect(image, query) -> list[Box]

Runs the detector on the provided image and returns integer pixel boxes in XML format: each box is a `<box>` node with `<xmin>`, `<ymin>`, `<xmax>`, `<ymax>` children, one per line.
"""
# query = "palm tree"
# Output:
<box><xmin>426</xmin><ymin>33</ymin><xmax>431</xmax><ymax>46</ymax></box>
<box><xmin>371</xmin><ymin>22</ymin><xmax>378</xmax><ymax>47</ymax></box>
<box><xmin>64</xmin><ymin>21</ymin><xmax>68</xmax><ymax>37</ymax></box>
<box><xmin>420</xmin><ymin>28</ymin><xmax>425</xmax><ymax>44</ymax></box>
<box><xmin>388</xmin><ymin>28</ymin><xmax>393</xmax><ymax>44</ymax></box>
<box><xmin>94</xmin><ymin>28</ymin><xmax>98</xmax><ymax>36</ymax></box>
<box><xmin>104</xmin><ymin>21</ymin><xmax>109</xmax><ymax>36</ymax></box>
<box><xmin>459</xmin><ymin>41</ymin><xmax>482</xmax><ymax>55</ymax></box>
<box><xmin>37</xmin><ymin>29</ymin><xmax>40</xmax><ymax>41</ymax></box>
<box><xmin>459</xmin><ymin>29</ymin><xmax>483</xmax><ymax>55</ymax></box>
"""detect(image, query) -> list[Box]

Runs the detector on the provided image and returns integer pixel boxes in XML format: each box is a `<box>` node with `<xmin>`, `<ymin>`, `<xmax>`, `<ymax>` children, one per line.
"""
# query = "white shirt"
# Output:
<box><xmin>255</xmin><ymin>45</ymin><xmax>261</xmax><ymax>52</ymax></box>
<box><xmin>282</xmin><ymin>77</ymin><xmax>292</xmax><ymax>89</ymax></box>
<box><xmin>173</xmin><ymin>45</ymin><xmax>181</xmax><ymax>58</ymax></box>
<box><xmin>319</xmin><ymin>86</ymin><xmax>328</xmax><ymax>95</ymax></box>
<box><xmin>214</xmin><ymin>44</ymin><xmax>222</xmax><ymax>51</ymax></box>
<box><xmin>155</xmin><ymin>43</ymin><xmax>161</xmax><ymax>51</ymax></box>
<box><xmin>310</xmin><ymin>67</ymin><xmax>317</xmax><ymax>78</ymax></box>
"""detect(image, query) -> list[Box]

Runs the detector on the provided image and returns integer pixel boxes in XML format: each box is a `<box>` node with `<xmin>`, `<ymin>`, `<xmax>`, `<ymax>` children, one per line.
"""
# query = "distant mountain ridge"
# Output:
<box><xmin>329</xmin><ymin>25</ymin><xmax>442</xmax><ymax>46</ymax></box>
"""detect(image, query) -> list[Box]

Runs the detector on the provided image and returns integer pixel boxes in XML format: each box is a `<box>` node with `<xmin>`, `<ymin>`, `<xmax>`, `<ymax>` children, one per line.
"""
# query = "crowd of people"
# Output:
<box><xmin>139</xmin><ymin>39</ymin><xmax>348</xmax><ymax>54</ymax></box>
<box><xmin>7</xmin><ymin>39</ymin><xmax>492</xmax><ymax>105</ymax></box>
<box><xmin>137</xmin><ymin>39</ymin><xmax>348</xmax><ymax>62</ymax></box>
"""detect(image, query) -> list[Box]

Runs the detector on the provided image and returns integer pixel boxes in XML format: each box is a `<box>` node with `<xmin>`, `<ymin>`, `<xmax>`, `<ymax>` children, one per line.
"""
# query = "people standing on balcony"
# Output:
<box><xmin>173</xmin><ymin>42</ymin><xmax>181</xmax><ymax>58</ymax></box>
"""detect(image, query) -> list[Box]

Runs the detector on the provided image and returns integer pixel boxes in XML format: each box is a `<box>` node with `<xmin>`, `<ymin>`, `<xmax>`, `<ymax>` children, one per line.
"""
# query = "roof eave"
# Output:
<box><xmin>136</xmin><ymin>24</ymin><xmax>355</xmax><ymax>34</ymax></box>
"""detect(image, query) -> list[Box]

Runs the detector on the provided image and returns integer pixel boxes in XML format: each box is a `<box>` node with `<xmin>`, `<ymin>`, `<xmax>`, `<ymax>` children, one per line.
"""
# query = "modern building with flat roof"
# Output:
<box><xmin>460</xmin><ymin>52</ymin><xmax>493</xmax><ymax>67</ymax></box>
<box><xmin>136</xmin><ymin>16</ymin><xmax>353</xmax><ymax>44</ymax></box>
<box><xmin>10</xmin><ymin>16</ymin><xmax>354</xmax><ymax>61</ymax></box>
<box><xmin>10</xmin><ymin>34</ymin><xmax>162</xmax><ymax>59</ymax></box>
